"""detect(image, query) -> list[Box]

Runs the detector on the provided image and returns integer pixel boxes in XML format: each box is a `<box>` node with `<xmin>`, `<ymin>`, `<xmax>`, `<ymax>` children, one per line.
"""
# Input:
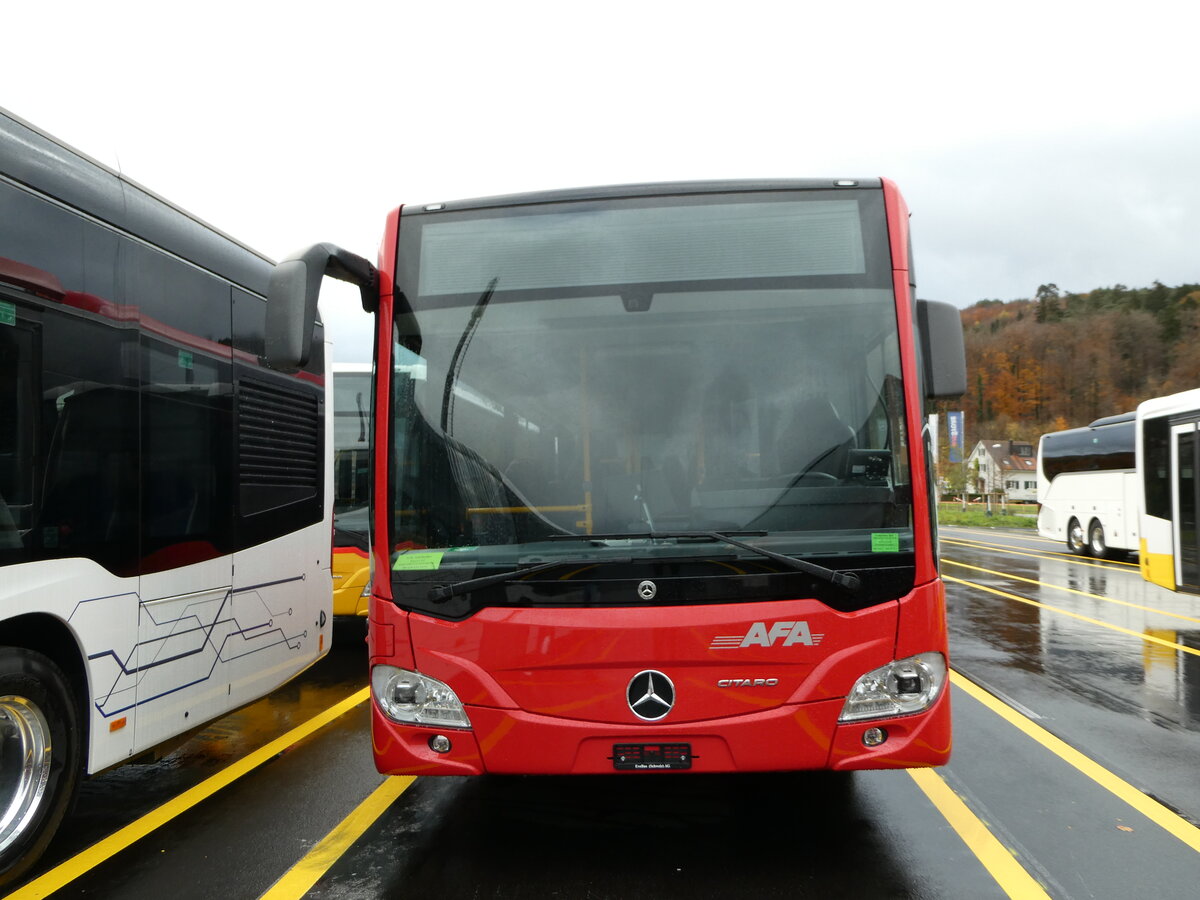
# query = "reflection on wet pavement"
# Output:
<box><xmin>943</xmin><ymin>525</ymin><xmax>1200</xmax><ymax>733</ymax></box>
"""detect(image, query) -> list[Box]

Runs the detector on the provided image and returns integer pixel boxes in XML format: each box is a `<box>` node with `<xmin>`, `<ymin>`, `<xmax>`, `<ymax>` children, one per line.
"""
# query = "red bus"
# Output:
<box><xmin>267</xmin><ymin>179</ymin><xmax>966</xmax><ymax>776</ymax></box>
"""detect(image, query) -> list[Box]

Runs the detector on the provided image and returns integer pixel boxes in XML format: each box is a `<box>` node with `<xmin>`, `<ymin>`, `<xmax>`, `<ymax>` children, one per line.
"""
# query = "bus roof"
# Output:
<box><xmin>0</xmin><ymin>107</ymin><xmax>274</xmax><ymax>296</ymax></box>
<box><xmin>1138</xmin><ymin>388</ymin><xmax>1200</xmax><ymax>420</ymax></box>
<box><xmin>1087</xmin><ymin>412</ymin><xmax>1135</xmax><ymax>428</ymax></box>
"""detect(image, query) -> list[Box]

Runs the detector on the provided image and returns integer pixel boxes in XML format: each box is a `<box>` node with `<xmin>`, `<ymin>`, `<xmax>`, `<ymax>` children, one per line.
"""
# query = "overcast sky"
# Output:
<box><xmin>5</xmin><ymin>1</ymin><xmax>1199</xmax><ymax>362</ymax></box>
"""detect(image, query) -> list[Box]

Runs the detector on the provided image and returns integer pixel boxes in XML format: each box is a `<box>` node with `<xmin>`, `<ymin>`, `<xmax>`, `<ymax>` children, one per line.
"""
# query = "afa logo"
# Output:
<box><xmin>709</xmin><ymin>621</ymin><xmax>824</xmax><ymax>649</ymax></box>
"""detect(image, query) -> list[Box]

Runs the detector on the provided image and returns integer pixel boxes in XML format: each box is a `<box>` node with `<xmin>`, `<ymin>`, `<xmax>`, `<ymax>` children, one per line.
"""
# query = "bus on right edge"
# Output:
<box><xmin>1137</xmin><ymin>388</ymin><xmax>1200</xmax><ymax>593</ymax></box>
<box><xmin>1037</xmin><ymin>413</ymin><xmax>1139</xmax><ymax>559</ymax></box>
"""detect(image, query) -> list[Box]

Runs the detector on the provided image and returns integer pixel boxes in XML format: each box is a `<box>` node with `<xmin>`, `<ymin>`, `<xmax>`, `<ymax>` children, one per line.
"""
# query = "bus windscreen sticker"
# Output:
<box><xmin>0</xmin><ymin>301</ymin><xmax>14</xmax><ymax>326</ymax></box>
<box><xmin>393</xmin><ymin>551</ymin><xmax>445</xmax><ymax>571</ymax></box>
<box><xmin>871</xmin><ymin>533</ymin><xmax>901</xmax><ymax>552</ymax></box>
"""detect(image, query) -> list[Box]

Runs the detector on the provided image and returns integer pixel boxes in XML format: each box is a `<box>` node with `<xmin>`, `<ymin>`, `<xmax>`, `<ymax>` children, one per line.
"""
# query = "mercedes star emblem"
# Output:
<box><xmin>627</xmin><ymin>669</ymin><xmax>675</xmax><ymax>721</ymax></box>
<box><xmin>637</xmin><ymin>580</ymin><xmax>657</xmax><ymax>600</ymax></box>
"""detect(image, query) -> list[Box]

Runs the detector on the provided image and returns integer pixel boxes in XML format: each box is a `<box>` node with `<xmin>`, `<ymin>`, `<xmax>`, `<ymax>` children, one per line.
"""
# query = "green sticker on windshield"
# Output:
<box><xmin>871</xmin><ymin>533</ymin><xmax>900</xmax><ymax>552</ymax></box>
<box><xmin>393</xmin><ymin>551</ymin><xmax>444</xmax><ymax>571</ymax></box>
<box><xmin>0</xmin><ymin>301</ymin><xmax>15</xmax><ymax>326</ymax></box>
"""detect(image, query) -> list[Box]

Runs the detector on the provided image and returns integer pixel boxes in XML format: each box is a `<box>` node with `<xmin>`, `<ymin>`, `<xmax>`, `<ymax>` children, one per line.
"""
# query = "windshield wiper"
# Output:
<box><xmin>426</xmin><ymin>530</ymin><xmax>859</xmax><ymax>603</ymax></box>
<box><xmin>701</xmin><ymin>531</ymin><xmax>860</xmax><ymax>591</ymax></box>
<box><xmin>566</xmin><ymin>530</ymin><xmax>861</xmax><ymax>592</ymax></box>
<box><xmin>441</xmin><ymin>277</ymin><xmax>496</xmax><ymax>433</ymax></box>
<box><xmin>427</xmin><ymin>556</ymin><xmax>632</xmax><ymax>603</ymax></box>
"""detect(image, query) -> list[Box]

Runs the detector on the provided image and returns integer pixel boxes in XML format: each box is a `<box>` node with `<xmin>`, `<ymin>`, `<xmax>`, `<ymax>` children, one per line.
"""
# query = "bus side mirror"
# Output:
<box><xmin>917</xmin><ymin>299</ymin><xmax>967</xmax><ymax>399</ymax></box>
<box><xmin>265</xmin><ymin>243</ymin><xmax>378</xmax><ymax>371</ymax></box>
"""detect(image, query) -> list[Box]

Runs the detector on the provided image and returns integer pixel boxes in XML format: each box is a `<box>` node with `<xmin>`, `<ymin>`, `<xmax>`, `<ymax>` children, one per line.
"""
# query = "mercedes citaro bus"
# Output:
<box><xmin>265</xmin><ymin>179</ymin><xmax>965</xmax><ymax>778</ymax></box>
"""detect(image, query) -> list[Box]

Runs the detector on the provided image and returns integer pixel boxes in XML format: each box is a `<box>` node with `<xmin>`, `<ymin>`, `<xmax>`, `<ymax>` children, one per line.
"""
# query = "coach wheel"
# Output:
<box><xmin>1066</xmin><ymin>518</ymin><xmax>1088</xmax><ymax>555</ymax></box>
<box><xmin>0</xmin><ymin>648</ymin><xmax>83</xmax><ymax>888</ymax></box>
<box><xmin>1089</xmin><ymin>521</ymin><xmax>1109</xmax><ymax>559</ymax></box>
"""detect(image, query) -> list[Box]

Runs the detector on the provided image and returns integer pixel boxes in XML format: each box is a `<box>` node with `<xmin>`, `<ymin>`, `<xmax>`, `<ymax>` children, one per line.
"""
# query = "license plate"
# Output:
<box><xmin>612</xmin><ymin>743</ymin><xmax>692</xmax><ymax>770</ymax></box>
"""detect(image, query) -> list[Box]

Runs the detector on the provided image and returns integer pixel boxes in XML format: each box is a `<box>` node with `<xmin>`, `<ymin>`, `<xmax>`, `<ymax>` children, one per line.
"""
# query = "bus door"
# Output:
<box><xmin>134</xmin><ymin>329</ymin><xmax>236</xmax><ymax>749</ymax></box>
<box><xmin>1171</xmin><ymin>422</ymin><xmax>1200</xmax><ymax>593</ymax></box>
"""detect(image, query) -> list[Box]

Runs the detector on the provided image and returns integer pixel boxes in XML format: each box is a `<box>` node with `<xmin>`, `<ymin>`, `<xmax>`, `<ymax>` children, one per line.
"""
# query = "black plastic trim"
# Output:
<box><xmin>402</xmin><ymin>178</ymin><xmax>884</xmax><ymax>216</ymax></box>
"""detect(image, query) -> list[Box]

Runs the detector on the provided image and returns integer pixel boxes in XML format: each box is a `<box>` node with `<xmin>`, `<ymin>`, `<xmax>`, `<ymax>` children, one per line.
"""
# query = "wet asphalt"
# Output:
<box><xmin>10</xmin><ymin>528</ymin><xmax>1200</xmax><ymax>899</ymax></box>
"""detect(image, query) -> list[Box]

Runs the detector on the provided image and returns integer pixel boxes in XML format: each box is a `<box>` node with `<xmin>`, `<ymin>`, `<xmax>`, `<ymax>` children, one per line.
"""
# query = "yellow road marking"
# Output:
<box><xmin>944</xmin><ymin>575</ymin><xmax>1200</xmax><ymax>659</ymax></box>
<box><xmin>942</xmin><ymin>558</ymin><xmax>1200</xmax><ymax>627</ymax></box>
<box><xmin>9</xmin><ymin>688</ymin><xmax>370</xmax><ymax>900</ymax></box>
<box><xmin>258</xmin><ymin>776</ymin><xmax>416</xmax><ymax>900</ymax></box>
<box><xmin>950</xmin><ymin>536</ymin><xmax>1141</xmax><ymax>569</ymax></box>
<box><xmin>942</xmin><ymin>526</ymin><xmax>1064</xmax><ymax>549</ymax></box>
<box><xmin>947</xmin><ymin>525</ymin><xmax>1055</xmax><ymax>541</ymax></box>
<box><xmin>942</xmin><ymin>536</ymin><xmax>1140</xmax><ymax>571</ymax></box>
<box><xmin>952</xmin><ymin>671</ymin><xmax>1200</xmax><ymax>854</ymax></box>
<box><xmin>908</xmin><ymin>767</ymin><xmax>1051</xmax><ymax>899</ymax></box>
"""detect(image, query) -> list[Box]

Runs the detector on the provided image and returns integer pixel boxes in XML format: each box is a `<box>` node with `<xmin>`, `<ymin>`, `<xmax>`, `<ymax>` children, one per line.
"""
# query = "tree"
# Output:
<box><xmin>1035</xmin><ymin>283</ymin><xmax>1063</xmax><ymax>323</ymax></box>
<box><xmin>961</xmin><ymin>280</ymin><xmax>1199</xmax><ymax>439</ymax></box>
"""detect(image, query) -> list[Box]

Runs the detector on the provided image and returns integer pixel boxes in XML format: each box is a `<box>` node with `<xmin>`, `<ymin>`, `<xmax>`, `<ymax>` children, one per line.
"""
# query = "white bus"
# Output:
<box><xmin>1137</xmin><ymin>388</ymin><xmax>1200</xmax><ymax>593</ymax></box>
<box><xmin>0</xmin><ymin>109</ymin><xmax>332</xmax><ymax>884</ymax></box>
<box><xmin>1037</xmin><ymin>413</ymin><xmax>1138</xmax><ymax>558</ymax></box>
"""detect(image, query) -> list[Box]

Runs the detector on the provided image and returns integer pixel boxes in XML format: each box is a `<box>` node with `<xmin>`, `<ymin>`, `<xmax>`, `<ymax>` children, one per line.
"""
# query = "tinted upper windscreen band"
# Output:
<box><xmin>417</xmin><ymin>199</ymin><xmax>868</xmax><ymax>298</ymax></box>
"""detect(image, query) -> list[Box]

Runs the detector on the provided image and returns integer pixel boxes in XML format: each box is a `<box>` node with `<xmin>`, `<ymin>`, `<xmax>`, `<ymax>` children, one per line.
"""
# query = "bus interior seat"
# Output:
<box><xmin>639</xmin><ymin>455</ymin><xmax>692</xmax><ymax>527</ymax></box>
<box><xmin>591</xmin><ymin>456</ymin><xmax>694</xmax><ymax>531</ymax></box>
<box><xmin>777</xmin><ymin>398</ymin><xmax>856</xmax><ymax>480</ymax></box>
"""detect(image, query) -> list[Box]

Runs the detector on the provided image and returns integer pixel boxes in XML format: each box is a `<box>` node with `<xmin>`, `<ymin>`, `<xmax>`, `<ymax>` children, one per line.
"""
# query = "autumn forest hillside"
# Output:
<box><xmin>936</xmin><ymin>280</ymin><xmax>1200</xmax><ymax>448</ymax></box>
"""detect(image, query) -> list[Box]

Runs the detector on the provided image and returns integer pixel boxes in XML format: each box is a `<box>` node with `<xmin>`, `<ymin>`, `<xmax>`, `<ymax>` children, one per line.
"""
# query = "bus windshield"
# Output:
<box><xmin>390</xmin><ymin>188</ymin><xmax>912</xmax><ymax>586</ymax></box>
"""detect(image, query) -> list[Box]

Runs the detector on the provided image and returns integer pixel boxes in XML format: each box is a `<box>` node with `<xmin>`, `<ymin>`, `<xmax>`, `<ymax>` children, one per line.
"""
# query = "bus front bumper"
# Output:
<box><xmin>371</xmin><ymin>688</ymin><xmax>951</xmax><ymax>775</ymax></box>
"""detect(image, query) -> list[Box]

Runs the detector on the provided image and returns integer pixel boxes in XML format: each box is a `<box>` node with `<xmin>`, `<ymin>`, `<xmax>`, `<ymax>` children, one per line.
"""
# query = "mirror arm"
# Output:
<box><xmin>265</xmin><ymin>243</ymin><xmax>378</xmax><ymax>371</ymax></box>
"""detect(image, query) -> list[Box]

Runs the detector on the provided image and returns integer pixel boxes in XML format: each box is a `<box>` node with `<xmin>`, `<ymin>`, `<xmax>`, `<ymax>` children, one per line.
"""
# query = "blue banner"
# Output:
<box><xmin>947</xmin><ymin>411</ymin><xmax>964</xmax><ymax>463</ymax></box>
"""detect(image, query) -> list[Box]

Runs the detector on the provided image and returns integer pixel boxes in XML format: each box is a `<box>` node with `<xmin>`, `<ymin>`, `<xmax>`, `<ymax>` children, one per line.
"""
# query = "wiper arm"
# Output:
<box><xmin>441</xmin><ymin>277</ymin><xmax>496</xmax><ymax>433</ymax></box>
<box><xmin>427</xmin><ymin>556</ymin><xmax>632</xmax><ymax>604</ymax></box>
<box><xmin>426</xmin><ymin>530</ymin><xmax>860</xmax><ymax>603</ymax></box>
<box><xmin>585</xmin><ymin>530</ymin><xmax>860</xmax><ymax>592</ymax></box>
<box><xmin>355</xmin><ymin>390</ymin><xmax>368</xmax><ymax>442</ymax></box>
<box><xmin>701</xmin><ymin>531</ymin><xmax>860</xmax><ymax>592</ymax></box>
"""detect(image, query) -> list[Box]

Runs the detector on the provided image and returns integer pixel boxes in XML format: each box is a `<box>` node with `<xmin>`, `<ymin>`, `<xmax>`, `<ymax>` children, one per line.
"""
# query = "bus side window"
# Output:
<box><xmin>0</xmin><ymin>315</ymin><xmax>35</xmax><ymax>553</ymax></box>
<box><xmin>38</xmin><ymin>386</ymin><xmax>139</xmax><ymax>573</ymax></box>
<box><xmin>1143</xmin><ymin>415</ymin><xmax>1171</xmax><ymax>520</ymax></box>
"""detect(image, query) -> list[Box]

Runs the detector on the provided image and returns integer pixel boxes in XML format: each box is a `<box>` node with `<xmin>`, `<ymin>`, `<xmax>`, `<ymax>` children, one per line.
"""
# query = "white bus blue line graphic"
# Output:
<box><xmin>77</xmin><ymin>575</ymin><xmax>311</xmax><ymax>718</ymax></box>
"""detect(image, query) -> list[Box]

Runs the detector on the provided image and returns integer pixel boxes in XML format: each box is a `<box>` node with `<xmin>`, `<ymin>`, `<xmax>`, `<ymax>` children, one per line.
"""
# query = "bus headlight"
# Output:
<box><xmin>371</xmin><ymin>665</ymin><xmax>472</xmax><ymax>729</ymax></box>
<box><xmin>838</xmin><ymin>652</ymin><xmax>947</xmax><ymax>723</ymax></box>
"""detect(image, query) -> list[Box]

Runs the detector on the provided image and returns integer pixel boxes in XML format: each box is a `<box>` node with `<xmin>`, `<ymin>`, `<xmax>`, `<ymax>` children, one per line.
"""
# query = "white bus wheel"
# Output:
<box><xmin>0</xmin><ymin>648</ymin><xmax>83</xmax><ymax>888</ymax></box>
<box><xmin>1067</xmin><ymin>518</ymin><xmax>1089</xmax><ymax>555</ymax></box>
